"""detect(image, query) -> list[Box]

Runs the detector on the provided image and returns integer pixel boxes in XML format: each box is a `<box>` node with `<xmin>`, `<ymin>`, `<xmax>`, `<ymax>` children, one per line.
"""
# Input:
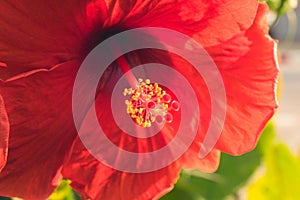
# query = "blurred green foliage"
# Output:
<box><xmin>264</xmin><ymin>0</ymin><xmax>297</xmax><ymax>16</ymax></box>
<box><xmin>248</xmin><ymin>135</ymin><xmax>300</xmax><ymax>200</ymax></box>
<box><xmin>262</xmin><ymin>0</ymin><xmax>299</xmax><ymax>27</ymax></box>
<box><xmin>48</xmin><ymin>179</ymin><xmax>80</xmax><ymax>200</ymax></box>
<box><xmin>0</xmin><ymin>197</ymin><xmax>11</xmax><ymax>200</ymax></box>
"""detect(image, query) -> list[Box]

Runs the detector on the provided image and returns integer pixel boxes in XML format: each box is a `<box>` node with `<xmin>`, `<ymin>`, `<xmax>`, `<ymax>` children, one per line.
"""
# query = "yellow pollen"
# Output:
<box><xmin>123</xmin><ymin>78</ymin><xmax>180</xmax><ymax>127</ymax></box>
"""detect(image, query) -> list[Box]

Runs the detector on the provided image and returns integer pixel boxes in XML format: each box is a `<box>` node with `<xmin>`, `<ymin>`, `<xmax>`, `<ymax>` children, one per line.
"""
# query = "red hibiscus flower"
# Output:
<box><xmin>0</xmin><ymin>1</ymin><xmax>278</xmax><ymax>200</ymax></box>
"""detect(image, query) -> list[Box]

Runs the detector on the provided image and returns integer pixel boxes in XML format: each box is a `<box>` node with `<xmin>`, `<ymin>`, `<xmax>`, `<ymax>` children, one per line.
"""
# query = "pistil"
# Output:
<box><xmin>123</xmin><ymin>78</ymin><xmax>180</xmax><ymax>127</ymax></box>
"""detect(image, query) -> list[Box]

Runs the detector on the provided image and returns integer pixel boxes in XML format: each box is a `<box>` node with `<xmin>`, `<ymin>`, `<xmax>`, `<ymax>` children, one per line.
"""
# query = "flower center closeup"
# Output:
<box><xmin>123</xmin><ymin>78</ymin><xmax>180</xmax><ymax>128</ymax></box>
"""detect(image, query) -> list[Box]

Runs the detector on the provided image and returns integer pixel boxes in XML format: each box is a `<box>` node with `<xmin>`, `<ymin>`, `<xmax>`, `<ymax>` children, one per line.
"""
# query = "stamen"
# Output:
<box><xmin>124</xmin><ymin>78</ymin><xmax>180</xmax><ymax>127</ymax></box>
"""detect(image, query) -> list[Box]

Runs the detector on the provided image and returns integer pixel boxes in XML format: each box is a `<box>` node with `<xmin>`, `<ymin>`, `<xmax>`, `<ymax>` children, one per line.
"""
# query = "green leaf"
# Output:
<box><xmin>48</xmin><ymin>179</ymin><xmax>80</xmax><ymax>200</ymax></box>
<box><xmin>248</xmin><ymin>143</ymin><xmax>300</xmax><ymax>200</ymax></box>
<box><xmin>264</xmin><ymin>0</ymin><xmax>291</xmax><ymax>16</ymax></box>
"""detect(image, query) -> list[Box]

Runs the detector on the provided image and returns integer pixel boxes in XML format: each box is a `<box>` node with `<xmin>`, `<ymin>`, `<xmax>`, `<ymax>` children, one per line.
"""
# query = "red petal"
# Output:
<box><xmin>0</xmin><ymin>0</ymin><xmax>108</xmax><ymax>80</ymax></box>
<box><xmin>63</xmin><ymin>138</ymin><xmax>181</xmax><ymax>200</ymax></box>
<box><xmin>0</xmin><ymin>61</ymin><xmax>80</xmax><ymax>199</ymax></box>
<box><xmin>180</xmin><ymin>146</ymin><xmax>220</xmax><ymax>173</ymax></box>
<box><xmin>215</xmin><ymin>3</ymin><xmax>279</xmax><ymax>155</ymax></box>
<box><xmin>106</xmin><ymin>0</ymin><xmax>258</xmax><ymax>46</ymax></box>
<box><xmin>0</xmin><ymin>62</ymin><xmax>7</xmax><ymax>68</ymax></box>
<box><xmin>0</xmin><ymin>95</ymin><xmax>9</xmax><ymax>172</ymax></box>
<box><xmin>149</xmin><ymin>3</ymin><xmax>278</xmax><ymax>156</ymax></box>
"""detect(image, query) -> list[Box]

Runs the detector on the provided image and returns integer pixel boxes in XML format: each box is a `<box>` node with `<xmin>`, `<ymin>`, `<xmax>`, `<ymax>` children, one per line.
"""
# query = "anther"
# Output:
<box><xmin>123</xmin><ymin>78</ymin><xmax>180</xmax><ymax>127</ymax></box>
